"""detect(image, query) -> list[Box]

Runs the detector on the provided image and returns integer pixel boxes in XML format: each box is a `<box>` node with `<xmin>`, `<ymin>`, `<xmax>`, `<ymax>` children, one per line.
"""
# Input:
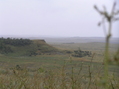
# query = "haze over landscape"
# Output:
<box><xmin>0</xmin><ymin>0</ymin><xmax>119</xmax><ymax>38</ymax></box>
<box><xmin>0</xmin><ymin>1</ymin><xmax>119</xmax><ymax>89</ymax></box>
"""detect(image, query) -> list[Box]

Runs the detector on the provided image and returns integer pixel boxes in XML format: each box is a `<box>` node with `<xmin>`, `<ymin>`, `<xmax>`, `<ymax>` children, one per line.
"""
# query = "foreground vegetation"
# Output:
<box><xmin>0</xmin><ymin>49</ymin><xmax>118</xmax><ymax>89</ymax></box>
<box><xmin>0</xmin><ymin>64</ymin><xmax>118</xmax><ymax>89</ymax></box>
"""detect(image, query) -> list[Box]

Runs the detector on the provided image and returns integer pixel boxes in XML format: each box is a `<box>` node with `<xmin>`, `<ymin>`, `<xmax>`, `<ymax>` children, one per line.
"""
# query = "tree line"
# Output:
<box><xmin>0</xmin><ymin>37</ymin><xmax>32</xmax><ymax>54</ymax></box>
<box><xmin>0</xmin><ymin>37</ymin><xmax>32</xmax><ymax>46</ymax></box>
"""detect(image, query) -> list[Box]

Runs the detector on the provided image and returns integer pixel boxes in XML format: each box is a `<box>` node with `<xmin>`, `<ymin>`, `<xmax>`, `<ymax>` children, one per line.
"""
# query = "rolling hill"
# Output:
<box><xmin>0</xmin><ymin>38</ymin><xmax>61</xmax><ymax>56</ymax></box>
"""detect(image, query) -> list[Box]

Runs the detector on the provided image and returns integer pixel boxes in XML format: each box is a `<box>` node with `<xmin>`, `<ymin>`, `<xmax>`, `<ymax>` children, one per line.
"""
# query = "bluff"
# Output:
<box><xmin>0</xmin><ymin>38</ymin><xmax>60</xmax><ymax>56</ymax></box>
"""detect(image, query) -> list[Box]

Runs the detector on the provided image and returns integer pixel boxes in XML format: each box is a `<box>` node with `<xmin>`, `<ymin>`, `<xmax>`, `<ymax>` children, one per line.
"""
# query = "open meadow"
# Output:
<box><xmin>0</xmin><ymin>37</ymin><xmax>119</xmax><ymax>89</ymax></box>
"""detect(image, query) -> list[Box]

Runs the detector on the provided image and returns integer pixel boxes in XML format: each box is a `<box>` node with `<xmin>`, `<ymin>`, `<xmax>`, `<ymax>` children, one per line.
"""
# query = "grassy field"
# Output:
<box><xmin>0</xmin><ymin>42</ymin><xmax>119</xmax><ymax>89</ymax></box>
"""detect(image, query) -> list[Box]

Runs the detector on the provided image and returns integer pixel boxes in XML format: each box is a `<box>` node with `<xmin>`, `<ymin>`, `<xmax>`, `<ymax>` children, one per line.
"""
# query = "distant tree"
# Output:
<box><xmin>72</xmin><ymin>48</ymin><xmax>92</xmax><ymax>57</ymax></box>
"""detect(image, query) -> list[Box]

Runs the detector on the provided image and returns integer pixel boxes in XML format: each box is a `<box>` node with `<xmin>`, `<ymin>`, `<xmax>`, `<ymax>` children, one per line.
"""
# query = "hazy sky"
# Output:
<box><xmin>0</xmin><ymin>0</ymin><xmax>119</xmax><ymax>37</ymax></box>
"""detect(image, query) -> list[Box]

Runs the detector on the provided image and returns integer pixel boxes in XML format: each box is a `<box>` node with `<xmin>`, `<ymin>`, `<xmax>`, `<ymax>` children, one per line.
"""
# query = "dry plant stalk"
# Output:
<box><xmin>94</xmin><ymin>2</ymin><xmax>119</xmax><ymax>89</ymax></box>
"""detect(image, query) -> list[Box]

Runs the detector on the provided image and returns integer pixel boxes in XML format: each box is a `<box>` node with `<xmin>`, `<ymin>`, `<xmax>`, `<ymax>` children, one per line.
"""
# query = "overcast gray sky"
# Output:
<box><xmin>0</xmin><ymin>0</ymin><xmax>119</xmax><ymax>37</ymax></box>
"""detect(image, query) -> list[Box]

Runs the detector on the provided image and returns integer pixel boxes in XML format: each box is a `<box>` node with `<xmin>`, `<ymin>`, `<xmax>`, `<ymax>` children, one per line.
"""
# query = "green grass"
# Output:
<box><xmin>0</xmin><ymin>55</ymin><xmax>118</xmax><ymax>89</ymax></box>
<box><xmin>0</xmin><ymin>42</ymin><xmax>118</xmax><ymax>89</ymax></box>
<box><xmin>0</xmin><ymin>53</ymin><xmax>118</xmax><ymax>74</ymax></box>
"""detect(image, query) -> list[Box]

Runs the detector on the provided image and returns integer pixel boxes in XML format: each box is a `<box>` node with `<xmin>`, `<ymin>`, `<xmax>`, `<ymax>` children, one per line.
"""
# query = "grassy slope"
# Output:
<box><xmin>4</xmin><ymin>40</ymin><xmax>59</xmax><ymax>56</ymax></box>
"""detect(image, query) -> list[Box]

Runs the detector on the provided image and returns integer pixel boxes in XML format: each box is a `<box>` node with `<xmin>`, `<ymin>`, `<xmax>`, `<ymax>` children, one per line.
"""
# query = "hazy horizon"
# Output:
<box><xmin>1</xmin><ymin>34</ymin><xmax>119</xmax><ymax>39</ymax></box>
<box><xmin>0</xmin><ymin>0</ymin><xmax>119</xmax><ymax>37</ymax></box>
